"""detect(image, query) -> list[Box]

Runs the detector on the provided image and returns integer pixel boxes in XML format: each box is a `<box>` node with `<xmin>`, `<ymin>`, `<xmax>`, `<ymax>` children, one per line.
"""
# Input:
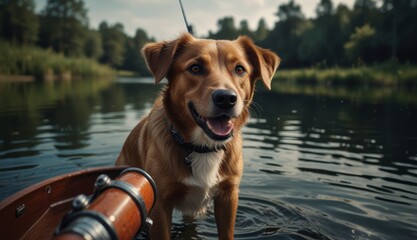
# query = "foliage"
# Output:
<box><xmin>122</xmin><ymin>28</ymin><xmax>153</xmax><ymax>75</ymax></box>
<box><xmin>271</xmin><ymin>80</ymin><xmax>417</xmax><ymax>105</ymax></box>
<box><xmin>254</xmin><ymin>18</ymin><xmax>269</xmax><ymax>42</ymax></box>
<box><xmin>38</xmin><ymin>0</ymin><xmax>88</xmax><ymax>57</ymax></box>
<box><xmin>0</xmin><ymin>0</ymin><xmax>38</xmax><ymax>45</ymax></box>
<box><xmin>0</xmin><ymin>40</ymin><xmax>115</xmax><ymax>79</ymax></box>
<box><xmin>274</xmin><ymin>61</ymin><xmax>417</xmax><ymax>87</ymax></box>
<box><xmin>264</xmin><ymin>0</ymin><xmax>309</xmax><ymax>67</ymax></box>
<box><xmin>316</xmin><ymin>0</ymin><xmax>333</xmax><ymax>17</ymax></box>
<box><xmin>207</xmin><ymin>0</ymin><xmax>417</xmax><ymax>68</ymax></box>
<box><xmin>344</xmin><ymin>24</ymin><xmax>376</xmax><ymax>62</ymax></box>
<box><xmin>99</xmin><ymin>22</ymin><xmax>125</xmax><ymax>67</ymax></box>
<box><xmin>1</xmin><ymin>0</ymin><xmax>417</xmax><ymax>76</ymax></box>
<box><xmin>208</xmin><ymin>17</ymin><xmax>239</xmax><ymax>40</ymax></box>
<box><xmin>0</xmin><ymin>0</ymin><xmax>153</xmax><ymax>76</ymax></box>
<box><xmin>84</xmin><ymin>30</ymin><xmax>103</xmax><ymax>60</ymax></box>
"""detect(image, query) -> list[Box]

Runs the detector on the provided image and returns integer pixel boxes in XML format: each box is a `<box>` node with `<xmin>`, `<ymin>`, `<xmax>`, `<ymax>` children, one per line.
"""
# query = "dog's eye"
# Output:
<box><xmin>189</xmin><ymin>64</ymin><xmax>202</xmax><ymax>74</ymax></box>
<box><xmin>235</xmin><ymin>65</ymin><xmax>246</xmax><ymax>75</ymax></box>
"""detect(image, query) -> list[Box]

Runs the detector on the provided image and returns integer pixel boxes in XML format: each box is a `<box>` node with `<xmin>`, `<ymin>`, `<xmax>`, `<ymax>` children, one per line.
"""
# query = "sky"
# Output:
<box><xmin>35</xmin><ymin>0</ymin><xmax>356</xmax><ymax>41</ymax></box>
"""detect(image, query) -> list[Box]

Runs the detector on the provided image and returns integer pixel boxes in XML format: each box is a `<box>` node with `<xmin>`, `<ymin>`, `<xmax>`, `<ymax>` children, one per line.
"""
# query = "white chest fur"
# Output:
<box><xmin>177</xmin><ymin>151</ymin><xmax>224</xmax><ymax>216</ymax></box>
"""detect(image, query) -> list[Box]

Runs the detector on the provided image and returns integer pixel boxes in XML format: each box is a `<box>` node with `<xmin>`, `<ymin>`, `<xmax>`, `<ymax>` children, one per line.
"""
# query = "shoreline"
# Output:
<box><xmin>0</xmin><ymin>42</ymin><xmax>116</xmax><ymax>81</ymax></box>
<box><xmin>0</xmin><ymin>74</ymin><xmax>114</xmax><ymax>82</ymax></box>
<box><xmin>0</xmin><ymin>75</ymin><xmax>34</xmax><ymax>82</ymax></box>
<box><xmin>274</xmin><ymin>63</ymin><xmax>417</xmax><ymax>87</ymax></box>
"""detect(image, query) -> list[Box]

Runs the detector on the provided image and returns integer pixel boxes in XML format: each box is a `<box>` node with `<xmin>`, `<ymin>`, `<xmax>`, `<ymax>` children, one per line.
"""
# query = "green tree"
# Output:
<box><xmin>204</xmin><ymin>0</ymin><xmax>416</xmax><ymax>66</ymax></box>
<box><xmin>39</xmin><ymin>0</ymin><xmax>88</xmax><ymax>57</ymax></box>
<box><xmin>344</xmin><ymin>24</ymin><xmax>376</xmax><ymax>63</ymax></box>
<box><xmin>352</xmin><ymin>0</ymin><xmax>378</xmax><ymax>26</ymax></box>
<box><xmin>264</xmin><ymin>0</ymin><xmax>309</xmax><ymax>67</ymax></box>
<box><xmin>333</xmin><ymin>3</ymin><xmax>355</xmax><ymax>64</ymax></box>
<box><xmin>298</xmin><ymin>0</ymin><xmax>348</xmax><ymax>66</ymax></box>
<box><xmin>208</xmin><ymin>16</ymin><xmax>238</xmax><ymax>40</ymax></box>
<box><xmin>99</xmin><ymin>21</ymin><xmax>125</xmax><ymax>67</ymax></box>
<box><xmin>350</xmin><ymin>0</ymin><xmax>389</xmax><ymax>62</ymax></box>
<box><xmin>122</xmin><ymin>28</ymin><xmax>152</xmax><ymax>75</ymax></box>
<box><xmin>238</xmin><ymin>20</ymin><xmax>253</xmax><ymax>38</ymax></box>
<box><xmin>0</xmin><ymin>0</ymin><xmax>38</xmax><ymax>45</ymax></box>
<box><xmin>316</xmin><ymin>0</ymin><xmax>333</xmax><ymax>17</ymax></box>
<box><xmin>276</xmin><ymin>0</ymin><xmax>304</xmax><ymax>21</ymax></box>
<box><xmin>381</xmin><ymin>0</ymin><xmax>417</xmax><ymax>62</ymax></box>
<box><xmin>254</xmin><ymin>18</ymin><xmax>269</xmax><ymax>42</ymax></box>
<box><xmin>84</xmin><ymin>30</ymin><xmax>102</xmax><ymax>60</ymax></box>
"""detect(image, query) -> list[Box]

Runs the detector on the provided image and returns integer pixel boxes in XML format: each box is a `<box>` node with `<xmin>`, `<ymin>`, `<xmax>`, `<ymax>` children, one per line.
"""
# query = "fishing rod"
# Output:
<box><xmin>178</xmin><ymin>0</ymin><xmax>193</xmax><ymax>35</ymax></box>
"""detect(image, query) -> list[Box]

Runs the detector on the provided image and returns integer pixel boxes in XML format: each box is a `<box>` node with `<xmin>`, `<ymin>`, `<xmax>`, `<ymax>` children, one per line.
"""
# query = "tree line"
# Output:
<box><xmin>0</xmin><ymin>0</ymin><xmax>153</xmax><ymax>75</ymax></box>
<box><xmin>1</xmin><ymin>0</ymin><xmax>417</xmax><ymax>74</ymax></box>
<box><xmin>208</xmin><ymin>0</ymin><xmax>417</xmax><ymax>68</ymax></box>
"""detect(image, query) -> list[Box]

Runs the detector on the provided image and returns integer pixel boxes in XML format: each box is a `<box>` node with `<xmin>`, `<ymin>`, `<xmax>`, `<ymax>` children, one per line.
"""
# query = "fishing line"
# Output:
<box><xmin>178</xmin><ymin>0</ymin><xmax>193</xmax><ymax>35</ymax></box>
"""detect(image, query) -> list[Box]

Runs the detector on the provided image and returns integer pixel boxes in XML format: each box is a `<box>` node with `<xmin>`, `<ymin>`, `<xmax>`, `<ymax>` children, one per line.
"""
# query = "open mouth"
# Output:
<box><xmin>188</xmin><ymin>102</ymin><xmax>234</xmax><ymax>141</ymax></box>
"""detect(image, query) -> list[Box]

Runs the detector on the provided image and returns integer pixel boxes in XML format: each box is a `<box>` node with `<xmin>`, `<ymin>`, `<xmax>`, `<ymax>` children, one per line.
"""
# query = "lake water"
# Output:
<box><xmin>0</xmin><ymin>77</ymin><xmax>416</xmax><ymax>239</ymax></box>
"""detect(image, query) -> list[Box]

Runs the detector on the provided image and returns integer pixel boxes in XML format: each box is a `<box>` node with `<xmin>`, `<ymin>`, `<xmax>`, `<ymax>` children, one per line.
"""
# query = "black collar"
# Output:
<box><xmin>169</xmin><ymin>125</ymin><xmax>225</xmax><ymax>154</ymax></box>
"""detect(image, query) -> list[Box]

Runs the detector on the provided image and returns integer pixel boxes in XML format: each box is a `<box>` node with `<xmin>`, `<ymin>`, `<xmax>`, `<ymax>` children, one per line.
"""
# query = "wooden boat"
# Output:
<box><xmin>0</xmin><ymin>166</ymin><xmax>156</xmax><ymax>240</ymax></box>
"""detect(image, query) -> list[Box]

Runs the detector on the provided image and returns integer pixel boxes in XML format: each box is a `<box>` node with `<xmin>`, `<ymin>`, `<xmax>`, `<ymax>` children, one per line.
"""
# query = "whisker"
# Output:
<box><xmin>246</xmin><ymin>100</ymin><xmax>263</xmax><ymax>119</ymax></box>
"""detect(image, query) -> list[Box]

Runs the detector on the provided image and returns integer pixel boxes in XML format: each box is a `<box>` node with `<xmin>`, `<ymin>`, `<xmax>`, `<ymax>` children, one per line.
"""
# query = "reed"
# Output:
<box><xmin>275</xmin><ymin>62</ymin><xmax>417</xmax><ymax>87</ymax></box>
<box><xmin>0</xmin><ymin>41</ymin><xmax>116</xmax><ymax>80</ymax></box>
<box><xmin>117</xmin><ymin>70</ymin><xmax>139</xmax><ymax>77</ymax></box>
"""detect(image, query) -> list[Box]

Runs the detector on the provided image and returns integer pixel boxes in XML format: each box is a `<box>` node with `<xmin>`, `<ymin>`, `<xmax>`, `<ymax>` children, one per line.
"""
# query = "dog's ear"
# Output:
<box><xmin>142</xmin><ymin>33</ymin><xmax>194</xmax><ymax>84</ymax></box>
<box><xmin>237</xmin><ymin>36</ymin><xmax>280</xmax><ymax>90</ymax></box>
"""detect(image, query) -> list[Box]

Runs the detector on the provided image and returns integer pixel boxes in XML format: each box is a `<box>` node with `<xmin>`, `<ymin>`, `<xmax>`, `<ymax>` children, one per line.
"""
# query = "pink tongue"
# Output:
<box><xmin>207</xmin><ymin>118</ymin><xmax>234</xmax><ymax>136</ymax></box>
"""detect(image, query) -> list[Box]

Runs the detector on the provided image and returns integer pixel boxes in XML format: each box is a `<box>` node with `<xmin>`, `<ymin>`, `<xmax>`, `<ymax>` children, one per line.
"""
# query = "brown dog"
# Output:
<box><xmin>116</xmin><ymin>33</ymin><xmax>279</xmax><ymax>239</ymax></box>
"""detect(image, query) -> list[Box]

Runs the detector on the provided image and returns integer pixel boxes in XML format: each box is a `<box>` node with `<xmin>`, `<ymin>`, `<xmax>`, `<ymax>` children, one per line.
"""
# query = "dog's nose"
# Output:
<box><xmin>212</xmin><ymin>89</ymin><xmax>237</xmax><ymax>109</ymax></box>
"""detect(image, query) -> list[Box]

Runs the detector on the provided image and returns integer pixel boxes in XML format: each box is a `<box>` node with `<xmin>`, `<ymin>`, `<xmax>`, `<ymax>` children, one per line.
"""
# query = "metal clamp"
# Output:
<box><xmin>55</xmin><ymin>169</ymin><xmax>156</xmax><ymax>240</ymax></box>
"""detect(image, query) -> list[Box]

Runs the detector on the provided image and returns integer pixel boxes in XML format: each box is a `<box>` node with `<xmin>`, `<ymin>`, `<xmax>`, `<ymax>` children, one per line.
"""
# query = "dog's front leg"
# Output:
<box><xmin>214</xmin><ymin>181</ymin><xmax>239</xmax><ymax>240</ymax></box>
<box><xmin>148</xmin><ymin>198</ymin><xmax>173</xmax><ymax>240</ymax></box>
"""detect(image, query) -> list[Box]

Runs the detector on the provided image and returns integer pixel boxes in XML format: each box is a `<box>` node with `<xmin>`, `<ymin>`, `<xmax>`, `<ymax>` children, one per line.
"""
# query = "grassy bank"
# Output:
<box><xmin>0</xmin><ymin>41</ymin><xmax>116</xmax><ymax>80</ymax></box>
<box><xmin>275</xmin><ymin>62</ymin><xmax>417</xmax><ymax>87</ymax></box>
<box><xmin>117</xmin><ymin>70</ymin><xmax>140</xmax><ymax>77</ymax></box>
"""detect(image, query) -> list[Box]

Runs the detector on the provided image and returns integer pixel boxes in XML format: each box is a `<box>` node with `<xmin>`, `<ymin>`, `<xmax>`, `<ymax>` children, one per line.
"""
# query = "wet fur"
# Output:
<box><xmin>116</xmin><ymin>33</ymin><xmax>279</xmax><ymax>239</ymax></box>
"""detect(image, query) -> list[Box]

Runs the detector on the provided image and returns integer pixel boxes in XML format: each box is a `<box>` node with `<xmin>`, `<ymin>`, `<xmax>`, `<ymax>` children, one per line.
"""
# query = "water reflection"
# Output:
<box><xmin>0</xmin><ymin>78</ymin><xmax>417</xmax><ymax>239</ymax></box>
<box><xmin>242</xmin><ymin>87</ymin><xmax>417</xmax><ymax>239</ymax></box>
<box><xmin>0</xmin><ymin>78</ymin><xmax>161</xmax><ymax>196</ymax></box>
<box><xmin>272</xmin><ymin>82</ymin><xmax>417</xmax><ymax>104</ymax></box>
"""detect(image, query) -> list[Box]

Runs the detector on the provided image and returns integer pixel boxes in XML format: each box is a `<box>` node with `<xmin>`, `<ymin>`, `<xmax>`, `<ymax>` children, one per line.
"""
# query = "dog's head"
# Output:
<box><xmin>142</xmin><ymin>33</ymin><xmax>280</xmax><ymax>146</ymax></box>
